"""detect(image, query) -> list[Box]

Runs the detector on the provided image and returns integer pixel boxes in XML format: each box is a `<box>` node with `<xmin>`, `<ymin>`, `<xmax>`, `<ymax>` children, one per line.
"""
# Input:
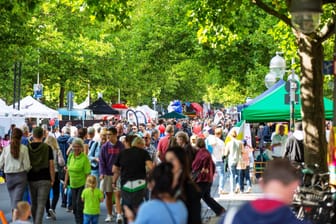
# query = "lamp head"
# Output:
<box><xmin>290</xmin><ymin>0</ymin><xmax>322</xmax><ymax>34</ymax></box>
<box><xmin>269</xmin><ymin>53</ymin><xmax>286</xmax><ymax>79</ymax></box>
<box><xmin>265</xmin><ymin>72</ymin><xmax>278</xmax><ymax>89</ymax></box>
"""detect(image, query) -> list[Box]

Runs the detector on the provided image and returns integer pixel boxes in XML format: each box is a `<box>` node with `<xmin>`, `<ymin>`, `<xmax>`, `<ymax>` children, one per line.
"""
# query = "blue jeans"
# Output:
<box><xmin>239</xmin><ymin>166</ymin><xmax>251</xmax><ymax>192</ymax></box>
<box><xmin>83</xmin><ymin>214</ymin><xmax>99</xmax><ymax>224</ymax></box>
<box><xmin>229</xmin><ymin>164</ymin><xmax>238</xmax><ymax>192</ymax></box>
<box><xmin>215</xmin><ymin>161</ymin><xmax>227</xmax><ymax>191</ymax></box>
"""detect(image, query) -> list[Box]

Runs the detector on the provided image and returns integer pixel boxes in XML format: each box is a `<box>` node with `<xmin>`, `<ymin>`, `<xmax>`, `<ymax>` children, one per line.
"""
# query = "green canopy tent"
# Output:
<box><xmin>159</xmin><ymin>111</ymin><xmax>188</xmax><ymax>119</ymax></box>
<box><xmin>241</xmin><ymin>80</ymin><xmax>333</xmax><ymax>122</ymax></box>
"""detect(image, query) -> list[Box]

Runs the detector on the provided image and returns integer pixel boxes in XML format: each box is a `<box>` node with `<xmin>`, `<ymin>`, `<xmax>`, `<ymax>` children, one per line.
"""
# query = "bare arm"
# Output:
<box><xmin>112</xmin><ymin>165</ymin><xmax>120</xmax><ymax>184</ymax></box>
<box><xmin>49</xmin><ymin>160</ymin><xmax>55</xmax><ymax>186</ymax></box>
<box><xmin>145</xmin><ymin>160</ymin><xmax>154</xmax><ymax>172</ymax></box>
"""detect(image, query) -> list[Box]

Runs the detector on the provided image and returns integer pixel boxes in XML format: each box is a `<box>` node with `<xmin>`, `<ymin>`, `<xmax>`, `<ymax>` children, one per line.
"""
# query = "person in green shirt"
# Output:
<box><xmin>64</xmin><ymin>138</ymin><xmax>91</xmax><ymax>224</ymax></box>
<box><xmin>81</xmin><ymin>175</ymin><xmax>104</xmax><ymax>224</ymax></box>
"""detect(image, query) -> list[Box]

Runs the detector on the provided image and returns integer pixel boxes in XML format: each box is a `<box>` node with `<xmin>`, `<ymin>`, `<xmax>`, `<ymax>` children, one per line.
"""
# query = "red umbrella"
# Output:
<box><xmin>111</xmin><ymin>104</ymin><xmax>128</xmax><ymax>109</ymax></box>
<box><xmin>191</xmin><ymin>102</ymin><xmax>203</xmax><ymax>117</ymax></box>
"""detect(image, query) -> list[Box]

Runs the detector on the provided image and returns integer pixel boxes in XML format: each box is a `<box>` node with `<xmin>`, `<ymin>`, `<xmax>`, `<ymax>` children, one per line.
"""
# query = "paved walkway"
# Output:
<box><xmin>0</xmin><ymin>177</ymin><xmax>263</xmax><ymax>223</ymax></box>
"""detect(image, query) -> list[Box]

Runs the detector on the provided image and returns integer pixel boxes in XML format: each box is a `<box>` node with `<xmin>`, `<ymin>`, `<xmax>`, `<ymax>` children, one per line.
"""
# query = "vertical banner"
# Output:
<box><xmin>33</xmin><ymin>84</ymin><xmax>43</xmax><ymax>99</ymax></box>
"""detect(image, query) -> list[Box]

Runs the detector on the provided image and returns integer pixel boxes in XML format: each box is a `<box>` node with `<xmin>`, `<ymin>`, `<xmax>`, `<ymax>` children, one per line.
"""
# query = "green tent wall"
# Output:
<box><xmin>241</xmin><ymin>80</ymin><xmax>333</xmax><ymax>122</ymax></box>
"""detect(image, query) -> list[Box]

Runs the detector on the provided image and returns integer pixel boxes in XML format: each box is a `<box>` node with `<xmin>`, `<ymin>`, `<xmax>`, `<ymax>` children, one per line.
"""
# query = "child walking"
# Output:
<box><xmin>81</xmin><ymin>175</ymin><xmax>104</xmax><ymax>224</ymax></box>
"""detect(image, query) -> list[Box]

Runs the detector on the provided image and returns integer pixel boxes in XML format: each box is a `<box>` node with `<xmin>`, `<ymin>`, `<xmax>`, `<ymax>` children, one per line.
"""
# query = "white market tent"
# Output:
<box><xmin>12</xmin><ymin>96</ymin><xmax>59</xmax><ymax>118</ymax></box>
<box><xmin>0</xmin><ymin>99</ymin><xmax>24</xmax><ymax>117</ymax></box>
<box><xmin>135</xmin><ymin>105</ymin><xmax>158</xmax><ymax>122</ymax></box>
<box><xmin>0</xmin><ymin>99</ymin><xmax>26</xmax><ymax>137</ymax></box>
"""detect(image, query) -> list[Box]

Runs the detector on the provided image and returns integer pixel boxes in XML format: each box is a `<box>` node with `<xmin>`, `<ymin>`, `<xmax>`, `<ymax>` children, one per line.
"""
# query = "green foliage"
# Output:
<box><xmin>1</xmin><ymin>0</ymin><xmax>334</xmax><ymax>111</ymax></box>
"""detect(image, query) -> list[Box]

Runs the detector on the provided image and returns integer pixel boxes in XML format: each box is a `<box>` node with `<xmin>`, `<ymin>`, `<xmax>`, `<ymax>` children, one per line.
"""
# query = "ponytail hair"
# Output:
<box><xmin>10</xmin><ymin>128</ymin><xmax>23</xmax><ymax>159</ymax></box>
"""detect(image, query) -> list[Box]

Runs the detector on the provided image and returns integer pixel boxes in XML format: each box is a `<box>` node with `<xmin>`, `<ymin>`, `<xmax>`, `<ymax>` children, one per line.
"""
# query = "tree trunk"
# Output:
<box><xmin>59</xmin><ymin>85</ymin><xmax>65</xmax><ymax>108</ymax></box>
<box><xmin>298</xmin><ymin>35</ymin><xmax>328</xmax><ymax>172</ymax></box>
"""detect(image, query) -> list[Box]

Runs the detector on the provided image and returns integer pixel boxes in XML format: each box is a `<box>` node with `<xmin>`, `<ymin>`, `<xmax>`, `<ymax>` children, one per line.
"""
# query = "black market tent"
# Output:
<box><xmin>86</xmin><ymin>98</ymin><xmax>119</xmax><ymax>115</ymax></box>
<box><xmin>159</xmin><ymin>111</ymin><xmax>188</xmax><ymax>119</ymax></box>
<box><xmin>241</xmin><ymin>80</ymin><xmax>333</xmax><ymax>122</ymax></box>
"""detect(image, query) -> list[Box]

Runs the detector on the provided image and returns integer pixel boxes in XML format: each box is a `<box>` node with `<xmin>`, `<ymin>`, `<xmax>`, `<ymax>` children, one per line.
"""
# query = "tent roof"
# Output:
<box><xmin>87</xmin><ymin>98</ymin><xmax>119</xmax><ymax>115</ymax></box>
<box><xmin>112</xmin><ymin>103</ymin><xmax>128</xmax><ymax>109</ymax></box>
<box><xmin>12</xmin><ymin>96</ymin><xmax>59</xmax><ymax>118</ymax></box>
<box><xmin>242</xmin><ymin>80</ymin><xmax>333</xmax><ymax>122</ymax></box>
<box><xmin>159</xmin><ymin>111</ymin><xmax>188</xmax><ymax>119</ymax></box>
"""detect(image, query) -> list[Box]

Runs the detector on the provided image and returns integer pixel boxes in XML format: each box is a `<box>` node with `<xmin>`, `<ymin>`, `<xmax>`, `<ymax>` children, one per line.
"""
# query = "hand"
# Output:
<box><xmin>123</xmin><ymin>205</ymin><xmax>134</xmax><ymax>222</ymax></box>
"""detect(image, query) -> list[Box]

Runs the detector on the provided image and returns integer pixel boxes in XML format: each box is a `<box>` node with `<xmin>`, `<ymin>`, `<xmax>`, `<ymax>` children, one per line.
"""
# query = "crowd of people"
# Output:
<box><xmin>0</xmin><ymin>116</ymin><xmax>311</xmax><ymax>224</ymax></box>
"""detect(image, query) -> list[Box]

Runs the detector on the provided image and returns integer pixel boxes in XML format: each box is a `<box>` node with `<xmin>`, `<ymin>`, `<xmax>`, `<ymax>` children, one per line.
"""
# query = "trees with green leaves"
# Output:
<box><xmin>190</xmin><ymin>0</ymin><xmax>336</xmax><ymax>170</ymax></box>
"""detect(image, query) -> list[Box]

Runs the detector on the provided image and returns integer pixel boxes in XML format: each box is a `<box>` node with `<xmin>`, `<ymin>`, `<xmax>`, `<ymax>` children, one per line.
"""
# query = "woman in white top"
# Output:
<box><xmin>0</xmin><ymin>128</ymin><xmax>30</xmax><ymax>219</ymax></box>
<box><xmin>224</xmin><ymin>130</ymin><xmax>242</xmax><ymax>193</ymax></box>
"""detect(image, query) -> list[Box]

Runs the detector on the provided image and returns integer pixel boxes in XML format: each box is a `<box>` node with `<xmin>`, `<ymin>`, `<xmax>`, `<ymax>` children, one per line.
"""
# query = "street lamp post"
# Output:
<box><xmin>264</xmin><ymin>52</ymin><xmax>286</xmax><ymax>89</ymax></box>
<box><xmin>288</xmin><ymin>58</ymin><xmax>299</xmax><ymax>132</ymax></box>
<box><xmin>265</xmin><ymin>53</ymin><xmax>299</xmax><ymax>131</ymax></box>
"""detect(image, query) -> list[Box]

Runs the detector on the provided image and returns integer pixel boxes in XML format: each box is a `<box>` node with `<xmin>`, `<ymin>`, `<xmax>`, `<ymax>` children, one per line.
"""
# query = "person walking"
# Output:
<box><xmin>238</xmin><ymin>140</ymin><xmax>253</xmax><ymax>193</ymax></box>
<box><xmin>27</xmin><ymin>127</ymin><xmax>55</xmax><ymax>224</ymax></box>
<box><xmin>283</xmin><ymin>122</ymin><xmax>304</xmax><ymax>166</ymax></box>
<box><xmin>165</xmin><ymin>146</ymin><xmax>202</xmax><ymax>224</ymax></box>
<box><xmin>271</xmin><ymin>124</ymin><xmax>288</xmax><ymax>159</ymax></box>
<box><xmin>224</xmin><ymin>130</ymin><xmax>242</xmax><ymax>193</ymax></box>
<box><xmin>99</xmin><ymin>126</ymin><xmax>124</xmax><ymax>223</ymax></box>
<box><xmin>192</xmin><ymin>138</ymin><xmax>225</xmax><ymax>216</ymax></box>
<box><xmin>87</xmin><ymin>127</ymin><xmax>100</xmax><ymax>186</ymax></box>
<box><xmin>124</xmin><ymin>162</ymin><xmax>188</xmax><ymax>224</ymax></box>
<box><xmin>81</xmin><ymin>175</ymin><xmax>104</xmax><ymax>224</ymax></box>
<box><xmin>44</xmin><ymin>135</ymin><xmax>65</xmax><ymax>220</ymax></box>
<box><xmin>112</xmin><ymin>137</ymin><xmax>153</xmax><ymax>220</ymax></box>
<box><xmin>0</xmin><ymin>128</ymin><xmax>30</xmax><ymax>221</ymax></box>
<box><xmin>64</xmin><ymin>138</ymin><xmax>91</xmax><ymax>224</ymax></box>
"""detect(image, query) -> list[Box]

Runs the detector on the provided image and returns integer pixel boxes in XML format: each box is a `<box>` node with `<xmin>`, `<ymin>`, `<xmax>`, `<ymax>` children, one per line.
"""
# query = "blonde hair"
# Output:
<box><xmin>86</xmin><ymin>175</ymin><xmax>97</xmax><ymax>189</ymax></box>
<box><xmin>16</xmin><ymin>201</ymin><xmax>31</xmax><ymax>218</ymax></box>
<box><xmin>45</xmin><ymin>135</ymin><xmax>60</xmax><ymax>152</ymax></box>
<box><xmin>131</xmin><ymin>137</ymin><xmax>145</xmax><ymax>148</ymax></box>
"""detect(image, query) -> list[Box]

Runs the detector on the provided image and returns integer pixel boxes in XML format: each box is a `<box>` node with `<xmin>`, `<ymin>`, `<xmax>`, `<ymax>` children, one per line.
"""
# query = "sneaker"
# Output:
<box><xmin>116</xmin><ymin>214</ymin><xmax>123</xmax><ymax>224</ymax></box>
<box><xmin>218</xmin><ymin>190</ymin><xmax>228</xmax><ymax>195</ymax></box>
<box><xmin>234</xmin><ymin>186</ymin><xmax>240</xmax><ymax>194</ymax></box>
<box><xmin>105</xmin><ymin>214</ymin><xmax>113</xmax><ymax>222</ymax></box>
<box><xmin>246</xmin><ymin>187</ymin><xmax>252</xmax><ymax>193</ymax></box>
<box><xmin>46</xmin><ymin>215</ymin><xmax>52</xmax><ymax>220</ymax></box>
<box><xmin>66</xmin><ymin>207</ymin><xmax>73</xmax><ymax>213</ymax></box>
<box><xmin>48</xmin><ymin>209</ymin><xmax>56</xmax><ymax>220</ymax></box>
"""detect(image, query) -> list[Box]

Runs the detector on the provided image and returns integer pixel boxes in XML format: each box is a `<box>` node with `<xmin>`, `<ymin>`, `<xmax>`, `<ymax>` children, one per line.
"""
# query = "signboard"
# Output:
<box><xmin>33</xmin><ymin>84</ymin><xmax>43</xmax><ymax>99</ymax></box>
<box><xmin>323</xmin><ymin>61</ymin><xmax>333</xmax><ymax>75</ymax></box>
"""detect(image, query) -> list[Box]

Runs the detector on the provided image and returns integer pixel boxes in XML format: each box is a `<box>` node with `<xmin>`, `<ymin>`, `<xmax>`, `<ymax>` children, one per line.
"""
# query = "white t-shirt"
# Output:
<box><xmin>271</xmin><ymin>133</ymin><xmax>288</xmax><ymax>157</ymax></box>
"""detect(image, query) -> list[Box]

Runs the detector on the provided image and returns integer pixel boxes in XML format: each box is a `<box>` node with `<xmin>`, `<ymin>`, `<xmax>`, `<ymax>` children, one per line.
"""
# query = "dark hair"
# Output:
<box><xmin>108</xmin><ymin>126</ymin><xmax>117</xmax><ymax>135</ymax></box>
<box><xmin>149</xmin><ymin>162</ymin><xmax>174</xmax><ymax>198</ymax></box>
<box><xmin>10</xmin><ymin>128</ymin><xmax>23</xmax><ymax>159</ymax></box>
<box><xmin>33</xmin><ymin>127</ymin><xmax>43</xmax><ymax>138</ymax></box>
<box><xmin>125</xmin><ymin>135</ymin><xmax>137</xmax><ymax>146</ymax></box>
<box><xmin>168</xmin><ymin>136</ymin><xmax>178</xmax><ymax>148</ymax></box>
<box><xmin>166</xmin><ymin>146</ymin><xmax>196</xmax><ymax>199</ymax></box>
<box><xmin>77</xmin><ymin>127</ymin><xmax>87</xmax><ymax>139</ymax></box>
<box><xmin>262</xmin><ymin>159</ymin><xmax>300</xmax><ymax>185</ymax></box>
<box><xmin>195</xmin><ymin>137</ymin><xmax>205</xmax><ymax>148</ymax></box>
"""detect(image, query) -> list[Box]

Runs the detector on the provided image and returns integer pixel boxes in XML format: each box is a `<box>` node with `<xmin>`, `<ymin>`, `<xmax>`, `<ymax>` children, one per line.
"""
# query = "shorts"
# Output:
<box><xmin>100</xmin><ymin>175</ymin><xmax>121</xmax><ymax>193</ymax></box>
<box><xmin>100</xmin><ymin>175</ymin><xmax>113</xmax><ymax>193</ymax></box>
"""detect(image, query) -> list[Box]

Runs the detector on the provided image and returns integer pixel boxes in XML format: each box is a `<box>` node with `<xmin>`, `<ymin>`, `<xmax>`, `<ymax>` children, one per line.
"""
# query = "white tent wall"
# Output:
<box><xmin>0</xmin><ymin>117</ymin><xmax>26</xmax><ymax>137</ymax></box>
